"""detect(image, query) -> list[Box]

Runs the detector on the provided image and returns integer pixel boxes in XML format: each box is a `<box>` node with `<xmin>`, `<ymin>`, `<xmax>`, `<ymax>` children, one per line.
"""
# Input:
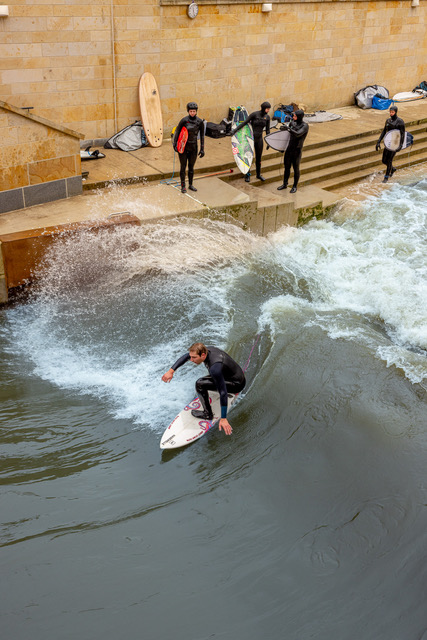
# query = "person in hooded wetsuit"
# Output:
<box><xmin>376</xmin><ymin>106</ymin><xmax>405</xmax><ymax>183</ymax></box>
<box><xmin>161</xmin><ymin>342</ymin><xmax>246</xmax><ymax>436</ymax></box>
<box><xmin>232</xmin><ymin>102</ymin><xmax>271</xmax><ymax>182</ymax></box>
<box><xmin>173</xmin><ymin>102</ymin><xmax>205</xmax><ymax>194</ymax></box>
<box><xmin>277</xmin><ymin>109</ymin><xmax>309</xmax><ymax>193</ymax></box>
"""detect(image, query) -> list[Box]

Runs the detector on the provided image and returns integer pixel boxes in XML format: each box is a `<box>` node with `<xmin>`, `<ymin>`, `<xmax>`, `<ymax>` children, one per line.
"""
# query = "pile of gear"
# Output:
<box><xmin>354</xmin><ymin>85</ymin><xmax>391</xmax><ymax>110</ymax></box>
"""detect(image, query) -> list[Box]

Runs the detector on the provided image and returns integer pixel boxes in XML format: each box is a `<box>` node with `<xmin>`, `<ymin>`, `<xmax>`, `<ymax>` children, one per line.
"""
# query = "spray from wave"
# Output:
<box><xmin>2</xmin><ymin>179</ymin><xmax>426</xmax><ymax>431</ymax></box>
<box><xmin>3</xmin><ymin>217</ymin><xmax>264</xmax><ymax>429</ymax></box>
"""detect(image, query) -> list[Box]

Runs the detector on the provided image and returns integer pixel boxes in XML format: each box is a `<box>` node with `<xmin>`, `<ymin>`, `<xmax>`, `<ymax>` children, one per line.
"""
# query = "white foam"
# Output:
<box><xmin>5</xmin><ymin>217</ymin><xmax>263</xmax><ymax>430</ymax></box>
<box><xmin>262</xmin><ymin>180</ymin><xmax>427</xmax><ymax>381</ymax></box>
<box><xmin>3</xmin><ymin>179</ymin><xmax>427</xmax><ymax>428</ymax></box>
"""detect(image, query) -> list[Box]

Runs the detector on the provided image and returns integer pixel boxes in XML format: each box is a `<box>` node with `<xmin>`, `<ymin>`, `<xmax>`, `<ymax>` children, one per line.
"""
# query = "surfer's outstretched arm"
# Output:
<box><xmin>162</xmin><ymin>352</ymin><xmax>191</xmax><ymax>382</ymax></box>
<box><xmin>233</xmin><ymin>113</ymin><xmax>253</xmax><ymax>135</ymax></box>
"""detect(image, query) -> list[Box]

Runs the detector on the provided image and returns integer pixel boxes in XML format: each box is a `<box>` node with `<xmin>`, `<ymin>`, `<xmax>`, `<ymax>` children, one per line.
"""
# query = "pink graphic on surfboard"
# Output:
<box><xmin>176</xmin><ymin>127</ymin><xmax>188</xmax><ymax>154</ymax></box>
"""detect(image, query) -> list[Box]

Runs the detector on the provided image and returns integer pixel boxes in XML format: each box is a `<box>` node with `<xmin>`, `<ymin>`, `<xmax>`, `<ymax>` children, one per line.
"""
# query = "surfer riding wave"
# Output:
<box><xmin>162</xmin><ymin>343</ymin><xmax>246</xmax><ymax>435</ymax></box>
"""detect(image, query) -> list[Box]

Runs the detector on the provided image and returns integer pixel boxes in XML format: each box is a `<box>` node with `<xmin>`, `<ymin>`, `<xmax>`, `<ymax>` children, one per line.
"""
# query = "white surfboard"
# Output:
<box><xmin>392</xmin><ymin>91</ymin><xmax>425</xmax><ymax>102</ymax></box>
<box><xmin>384</xmin><ymin>130</ymin><xmax>413</xmax><ymax>151</ymax></box>
<box><xmin>264</xmin><ymin>129</ymin><xmax>291</xmax><ymax>151</ymax></box>
<box><xmin>160</xmin><ymin>391</ymin><xmax>238</xmax><ymax>450</ymax></box>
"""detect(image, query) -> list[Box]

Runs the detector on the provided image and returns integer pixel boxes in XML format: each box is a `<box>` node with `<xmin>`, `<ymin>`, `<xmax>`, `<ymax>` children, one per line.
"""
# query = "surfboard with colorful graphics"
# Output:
<box><xmin>231</xmin><ymin>107</ymin><xmax>255</xmax><ymax>175</ymax></box>
<box><xmin>160</xmin><ymin>391</ymin><xmax>238</xmax><ymax>450</ymax></box>
<box><xmin>176</xmin><ymin>126</ymin><xmax>188</xmax><ymax>153</ymax></box>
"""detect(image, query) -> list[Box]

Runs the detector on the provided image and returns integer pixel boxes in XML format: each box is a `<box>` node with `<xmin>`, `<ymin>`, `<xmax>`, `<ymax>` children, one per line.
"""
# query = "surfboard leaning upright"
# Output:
<box><xmin>138</xmin><ymin>72</ymin><xmax>163</xmax><ymax>148</ymax></box>
<box><xmin>231</xmin><ymin>107</ymin><xmax>255</xmax><ymax>175</ymax></box>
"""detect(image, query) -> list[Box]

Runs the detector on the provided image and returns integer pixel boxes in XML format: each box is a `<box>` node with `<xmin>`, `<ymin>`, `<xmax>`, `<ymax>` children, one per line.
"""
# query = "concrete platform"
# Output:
<box><xmin>0</xmin><ymin>177</ymin><xmax>253</xmax><ymax>235</ymax></box>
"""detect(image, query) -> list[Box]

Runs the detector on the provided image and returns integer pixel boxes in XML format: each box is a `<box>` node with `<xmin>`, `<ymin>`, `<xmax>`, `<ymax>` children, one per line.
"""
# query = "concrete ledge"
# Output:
<box><xmin>0</xmin><ymin>177</ymin><xmax>83</xmax><ymax>214</ymax></box>
<box><xmin>0</xmin><ymin>188</ymin><xmax>25</xmax><ymax>215</ymax></box>
<box><xmin>24</xmin><ymin>179</ymin><xmax>68</xmax><ymax>209</ymax></box>
<box><xmin>66</xmin><ymin>176</ymin><xmax>83</xmax><ymax>198</ymax></box>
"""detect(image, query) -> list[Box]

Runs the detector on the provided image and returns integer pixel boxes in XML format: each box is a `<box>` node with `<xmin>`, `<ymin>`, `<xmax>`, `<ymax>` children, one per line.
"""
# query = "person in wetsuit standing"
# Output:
<box><xmin>161</xmin><ymin>342</ymin><xmax>246</xmax><ymax>436</ymax></box>
<box><xmin>173</xmin><ymin>102</ymin><xmax>205</xmax><ymax>194</ymax></box>
<box><xmin>376</xmin><ymin>106</ymin><xmax>405</xmax><ymax>183</ymax></box>
<box><xmin>277</xmin><ymin>109</ymin><xmax>309</xmax><ymax>193</ymax></box>
<box><xmin>232</xmin><ymin>101</ymin><xmax>271</xmax><ymax>182</ymax></box>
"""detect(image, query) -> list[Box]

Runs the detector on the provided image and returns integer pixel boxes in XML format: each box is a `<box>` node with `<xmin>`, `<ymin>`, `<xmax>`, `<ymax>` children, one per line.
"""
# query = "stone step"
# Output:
<box><xmin>244</xmin><ymin>182</ymin><xmax>343</xmax><ymax>224</ymax></box>
<box><xmin>270</xmin><ymin>113</ymin><xmax>427</xmax><ymax>153</ymax></box>
<box><xmin>222</xmin><ymin>126</ymin><xmax>427</xmax><ymax>188</ymax></box>
<box><xmin>298</xmin><ymin>145</ymin><xmax>427</xmax><ymax>188</ymax></box>
<box><xmin>247</xmin><ymin>135</ymin><xmax>427</xmax><ymax>188</ymax></box>
<box><xmin>317</xmin><ymin>148</ymin><xmax>427</xmax><ymax>191</ymax></box>
<box><xmin>243</xmin><ymin>146</ymin><xmax>427</xmax><ymax>195</ymax></box>
<box><xmin>263</xmin><ymin>123</ymin><xmax>427</xmax><ymax>166</ymax></box>
<box><xmin>234</xmin><ymin>182</ymin><xmax>297</xmax><ymax>232</ymax></box>
<box><xmin>198</xmin><ymin>121</ymin><xmax>427</xmax><ymax>183</ymax></box>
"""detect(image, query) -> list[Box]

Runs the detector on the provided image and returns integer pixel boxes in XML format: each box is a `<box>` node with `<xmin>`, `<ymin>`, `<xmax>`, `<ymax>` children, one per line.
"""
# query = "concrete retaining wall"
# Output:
<box><xmin>0</xmin><ymin>101</ymin><xmax>84</xmax><ymax>213</ymax></box>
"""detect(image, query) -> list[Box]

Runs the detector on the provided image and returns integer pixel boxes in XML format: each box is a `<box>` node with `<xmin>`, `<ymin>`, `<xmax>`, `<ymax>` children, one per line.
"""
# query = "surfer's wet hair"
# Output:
<box><xmin>189</xmin><ymin>342</ymin><xmax>207</xmax><ymax>355</ymax></box>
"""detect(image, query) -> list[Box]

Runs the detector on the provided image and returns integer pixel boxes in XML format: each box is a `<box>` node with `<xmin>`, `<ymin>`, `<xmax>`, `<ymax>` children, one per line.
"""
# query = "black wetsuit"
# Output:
<box><xmin>233</xmin><ymin>108</ymin><xmax>270</xmax><ymax>177</ymax></box>
<box><xmin>377</xmin><ymin>113</ymin><xmax>405</xmax><ymax>177</ymax></box>
<box><xmin>171</xmin><ymin>346</ymin><xmax>246</xmax><ymax>418</ymax></box>
<box><xmin>173</xmin><ymin>114</ymin><xmax>205</xmax><ymax>187</ymax></box>
<box><xmin>282</xmin><ymin>110</ymin><xmax>309</xmax><ymax>188</ymax></box>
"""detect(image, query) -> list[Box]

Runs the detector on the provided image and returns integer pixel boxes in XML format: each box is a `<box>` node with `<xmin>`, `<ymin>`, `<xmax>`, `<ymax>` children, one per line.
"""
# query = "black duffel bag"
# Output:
<box><xmin>205</xmin><ymin>121</ymin><xmax>227</xmax><ymax>138</ymax></box>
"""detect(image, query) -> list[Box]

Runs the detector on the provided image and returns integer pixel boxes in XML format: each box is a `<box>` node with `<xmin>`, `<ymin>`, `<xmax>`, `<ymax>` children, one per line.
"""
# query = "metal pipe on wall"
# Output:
<box><xmin>110</xmin><ymin>0</ymin><xmax>118</xmax><ymax>133</ymax></box>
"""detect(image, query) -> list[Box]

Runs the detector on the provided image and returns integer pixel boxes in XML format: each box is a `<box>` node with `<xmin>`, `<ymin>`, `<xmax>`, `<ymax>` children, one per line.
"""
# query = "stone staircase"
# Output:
<box><xmin>221</xmin><ymin>118</ymin><xmax>427</xmax><ymax>192</ymax></box>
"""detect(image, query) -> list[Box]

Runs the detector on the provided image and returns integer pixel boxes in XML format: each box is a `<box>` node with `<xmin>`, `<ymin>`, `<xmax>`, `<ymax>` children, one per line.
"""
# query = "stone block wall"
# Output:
<box><xmin>0</xmin><ymin>0</ymin><xmax>426</xmax><ymax>140</ymax></box>
<box><xmin>0</xmin><ymin>101</ymin><xmax>83</xmax><ymax>213</ymax></box>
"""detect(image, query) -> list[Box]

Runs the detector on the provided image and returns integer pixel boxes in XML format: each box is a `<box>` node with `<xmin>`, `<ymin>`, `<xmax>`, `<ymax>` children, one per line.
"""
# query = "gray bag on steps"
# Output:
<box><xmin>104</xmin><ymin>121</ymin><xmax>147</xmax><ymax>151</ymax></box>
